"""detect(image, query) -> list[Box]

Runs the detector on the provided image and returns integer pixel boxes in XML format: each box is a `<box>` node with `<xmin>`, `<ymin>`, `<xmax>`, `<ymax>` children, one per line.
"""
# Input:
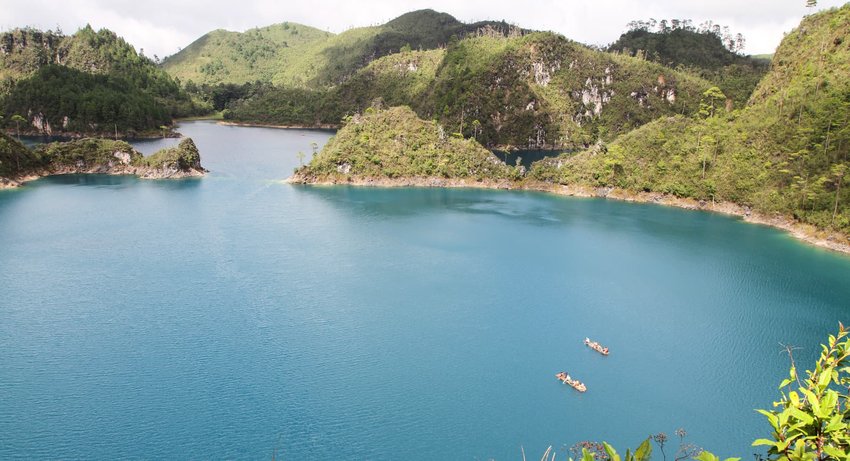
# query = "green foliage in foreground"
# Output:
<box><xmin>753</xmin><ymin>324</ymin><xmax>850</xmax><ymax>460</ymax></box>
<box><xmin>296</xmin><ymin>106</ymin><xmax>517</xmax><ymax>181</ymax></box>
<box><xmin>563</xmin><ymin>326</ymin><xmax>848</xmax><ymax>461</ymax></box>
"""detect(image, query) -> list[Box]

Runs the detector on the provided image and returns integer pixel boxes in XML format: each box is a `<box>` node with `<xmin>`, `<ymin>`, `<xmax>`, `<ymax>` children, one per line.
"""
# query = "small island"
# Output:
<box><xmin>288</xmin><ymin>105</ymin><xmax>519</xmax><ymax>188</ymax></box>
<box><xmin>0</xmin><ymin>134</ymin><xmax>206</xmax><ymax>189</ymax></box>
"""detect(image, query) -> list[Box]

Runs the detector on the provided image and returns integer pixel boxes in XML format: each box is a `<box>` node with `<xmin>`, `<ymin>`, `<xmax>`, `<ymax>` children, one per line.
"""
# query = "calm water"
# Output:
<box><xmin>493</xmin><ymin>149</ymin><xmax>570</xmax><ymax>169</ymax></box>
<box><xmin>1</xmin><ymin>121</ymin><xmax>848</xmax><ymax>460</ymax></box>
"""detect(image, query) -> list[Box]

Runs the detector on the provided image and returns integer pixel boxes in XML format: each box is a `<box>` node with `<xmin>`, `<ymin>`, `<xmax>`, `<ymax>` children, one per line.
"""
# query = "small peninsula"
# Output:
<box><xmin>0</xmin><ymin>134</ymin><xmax>207</xmax><ymax>189</ymax></box>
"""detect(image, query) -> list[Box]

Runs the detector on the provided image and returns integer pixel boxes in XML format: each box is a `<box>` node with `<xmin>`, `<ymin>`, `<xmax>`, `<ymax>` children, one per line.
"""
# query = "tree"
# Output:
<box><xmin>806</xmin><ymin>0</ymin><xmax>817</xmax><ymax>7</ymax></box>
<box><xmin>830</xmin><ymin>163</ymin><xmax>847</xmax><ymax>228</ymax></box>
<box><xmin>310</xmin><ymin>142</ymin><xmax>319</xmax><ymax>158</ymax></box>
<box><xmin>10</xmin><ymin>114</ymin><xmax>26</xmax><ymax>140</ymax></box>
<box><xmin>471</xmin><ymin>119</ymin><xmax>481</xmax><ymax>140</ymax></box>
<box><xmin>297</xmin><ymin>151</ymin><xmax>305</xmax><ymax>166</ymax></box>
<box><xmin>699</xmin><ymin>87</ymin><xmax>727</xmax><ymax>119</ymax></box>
<box><xmin>753</xmin><ymin>324</ymin><xmax>850</xmax><ymax>460</ymax></box>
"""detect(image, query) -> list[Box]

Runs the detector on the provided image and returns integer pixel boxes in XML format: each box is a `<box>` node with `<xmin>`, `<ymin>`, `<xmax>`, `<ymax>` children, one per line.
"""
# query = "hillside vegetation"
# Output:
<box><xmin>0</xmin><ymin>25</ymin><xmax>200</xmax><ymax>135</ymax></box>
<box><xmin>608</xmin><ymin>21</ymin><xmax>769</xmax><ymax>105</ymax></box>
<box><xmin>532</xmin><ymin>5</ymin><xmax>850</xmax><ymax>235</ymax></box>
<box><xmin>163</xmin><ymin>9</ymin><xmax>519</xmax><ymax>88</ymax></box>
<box><xmin>0</xmin><ymin>134</ymin><xmax>206</xmax><ymax>186</ymax></box>
<box><xmin>291</xmin><ymin>106</ymin><xmax>516</xmax><ymax>182</ymax></box>
<box><xmin>227</xmin><ymin>29</ymin><xmax>715</xmax><ymax>149</ymax></box>
<box><xmin>0</xmin><ymin>131</ymin><xmax>39</xmax><ymax>179</ymax></box>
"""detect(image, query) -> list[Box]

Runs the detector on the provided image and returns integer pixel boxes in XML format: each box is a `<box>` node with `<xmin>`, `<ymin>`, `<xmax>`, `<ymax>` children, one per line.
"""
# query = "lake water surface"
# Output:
<box><xmin>1</xmin><ymin>121</ymin><xmax>848</xmax><ymax>460</ymax></box>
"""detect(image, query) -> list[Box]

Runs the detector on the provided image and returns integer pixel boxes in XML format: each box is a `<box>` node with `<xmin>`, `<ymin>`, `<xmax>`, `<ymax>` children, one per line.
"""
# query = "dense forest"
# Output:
<box><xmin>532</xmin><ymin>5</ymin><xmax>850</xmax><ymax>235</ymax></box>
<box><xmin>0</xmin><ymin>25</ymin><xmax>201</xmax><ymax>136</ymax></box>
<box><xmin>185</xmin><ymin>10</ymin><xmax>777</xmax><ymax>151</ymax></box>
<box><xmin>607</xmin><ymin>21</ymin><xmax>769</xmax><ymax>105</ymax></box>
<box><xmin>217</xmin><ymin>23</ymin><xmax>716</xmax><ymax>149</ymax></box>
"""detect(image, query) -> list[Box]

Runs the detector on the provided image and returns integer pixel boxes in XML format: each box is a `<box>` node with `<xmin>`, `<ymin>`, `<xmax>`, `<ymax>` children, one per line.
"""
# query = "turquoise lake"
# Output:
<box><xmin>1</xmin><ymin>121</ymin><xmax>849</xmax><ymax>460</ymax></box>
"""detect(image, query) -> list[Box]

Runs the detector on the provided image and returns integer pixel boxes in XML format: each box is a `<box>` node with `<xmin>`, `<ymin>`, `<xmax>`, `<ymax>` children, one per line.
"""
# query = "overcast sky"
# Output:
<box><xmin>1</xmin><ymin>0</ymin><xmax>846</xmax><ymax>58</ymax></box>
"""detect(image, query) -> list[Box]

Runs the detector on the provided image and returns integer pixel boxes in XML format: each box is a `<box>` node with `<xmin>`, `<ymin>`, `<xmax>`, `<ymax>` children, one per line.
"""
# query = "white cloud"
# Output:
<box><xmin>0</xmin><ymin>0</ymin><xmax>845</xmax><ymax>58</ymax></box>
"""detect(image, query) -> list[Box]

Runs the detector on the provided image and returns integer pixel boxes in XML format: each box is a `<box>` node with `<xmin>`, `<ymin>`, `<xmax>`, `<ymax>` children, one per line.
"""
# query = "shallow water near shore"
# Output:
<box><xmin>1</xmin><ymin>121</ymin><xmax>848</xmax><ymax>459</ymax></box>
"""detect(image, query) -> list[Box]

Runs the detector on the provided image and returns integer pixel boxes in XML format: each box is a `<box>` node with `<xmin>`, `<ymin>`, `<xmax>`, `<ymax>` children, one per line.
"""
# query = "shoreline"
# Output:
<box><xmin>218</xmin><ymin>121</ymin><xmax>340</xmax><ymax>130</ymax></box>
<box><xmin>4</xmin><ymin>129</ymin><xmax>181</xmax><ymax>140</ymax></box>
<box><xmin>0</xmin><ymin>166</ymin><xmax>206</xmax><ymax>190</ymax></box>
<box><xmin>286</xmin><ymin>174</ymin><xmax>850</xmax><ymax>256</ymax></box>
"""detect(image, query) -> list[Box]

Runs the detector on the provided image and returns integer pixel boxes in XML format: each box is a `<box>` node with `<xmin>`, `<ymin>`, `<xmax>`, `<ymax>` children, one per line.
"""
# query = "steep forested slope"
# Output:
<box><xmin>533</xmin><ymin>5</ymin><xmax>850</xmax><ymax>235</ymax></box>
<box><xmin>0</xmin><ymin>26</ymin><xmax>199</xmax><ymax>135</ymax></box>
<box><xmin>227</xmin><ymin>30</ymin><xmax>715</xmax><ymax>149</ymax></box>
<box><xmin>608</xmin><ymin>23</ymin><xmax>769</xmax><ymax>105</ymax></box>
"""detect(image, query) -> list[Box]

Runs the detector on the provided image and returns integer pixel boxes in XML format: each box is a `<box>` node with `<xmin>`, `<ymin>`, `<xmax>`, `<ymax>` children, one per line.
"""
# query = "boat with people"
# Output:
<box><xmin>555</xmin><ymin>371</ymin><xmax>587</xmax><ymax>392</ymax></box>
<box><xmin>584</xmin><ymin>337</ymin><xmax>609</xmax><ymax>356</ymax></box>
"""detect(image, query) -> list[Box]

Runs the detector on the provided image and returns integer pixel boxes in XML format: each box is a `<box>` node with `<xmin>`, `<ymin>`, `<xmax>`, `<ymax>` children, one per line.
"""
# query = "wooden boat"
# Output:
<box><xmin>584</xmin><ymin>337</ymin><xmax>609</xmax><ymax>356</ymax></box>
<box><xmin>555</xmin><ymin>371</ymin><xmax>587</xmax><ymax>392</ymax></box>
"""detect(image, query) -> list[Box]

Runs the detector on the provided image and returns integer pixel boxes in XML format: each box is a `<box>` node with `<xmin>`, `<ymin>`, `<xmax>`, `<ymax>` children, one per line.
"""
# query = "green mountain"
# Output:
<box><xmin>162</xmin><ymin>9</ymin><xmax>520</xmax><ymax>88</ymax></box>
<box><xmin>532</xmin><ymin>4</ymin><xmax>850</xmax><ymax>235</ymax></box>
<box><xmin>0</xmin><ymin>25</ymin><xmax>199</xmax><ymax>135</ymax></box>
<box><xmin>161</xmin><ymin>22</ymin><xmax>333</xmax><ymax>87</ymax></box>
<box><xmin>607</xmin><ymin>25</ymin><xmax>769</xmax><ymax>105</ymax></box>
<box><xmin>227</xmin><ymin>30</ymin><xmax>715</xmax><ymax>149</ymax></box>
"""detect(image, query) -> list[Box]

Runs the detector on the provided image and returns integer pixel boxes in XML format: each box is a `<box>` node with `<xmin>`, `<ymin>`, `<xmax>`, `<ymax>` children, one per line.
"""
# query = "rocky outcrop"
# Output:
<box><xmin>0</xmin><ymin>137</ymin><xmax>207</xmax><ymax>189</ymax></box>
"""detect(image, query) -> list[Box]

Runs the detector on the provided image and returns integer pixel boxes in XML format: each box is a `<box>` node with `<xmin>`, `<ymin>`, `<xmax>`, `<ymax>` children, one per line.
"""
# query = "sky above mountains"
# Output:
<box><xmin>1</xmin><ymin>0</ymin><xmax>845</xmax><ymax>58</ymax></box>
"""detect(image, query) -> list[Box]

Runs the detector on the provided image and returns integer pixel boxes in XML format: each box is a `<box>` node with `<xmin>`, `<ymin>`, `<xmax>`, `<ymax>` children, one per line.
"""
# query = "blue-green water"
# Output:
<box><xmin>1</xmin><ymin>121</ymin><xmax>848</xmax><ymax>460</ymax></box>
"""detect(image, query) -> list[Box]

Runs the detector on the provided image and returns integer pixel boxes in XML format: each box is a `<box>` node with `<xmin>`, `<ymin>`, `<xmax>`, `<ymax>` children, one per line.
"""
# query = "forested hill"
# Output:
<box><xmin>607</xmin><ymin>21</ymin><xmax>769</xmax><ymax>105</ymax></box>
<box><xmin>225</xmin><ymin>29</ymin><xmax>715</xmax><ymax>149</ymax></box>
<box><xmin>533</xmin><ymin>4</ymin><xmax>850</xmax><ymax>237</ymax></box>
<box><xmin>161</xmin><ymin>9</ymin><xmax>523</xmax><ymax>88</ymax></box>
<box><xmin>0</xmin><ymin>26</ymin><xmax>199</xmax><ymax>136</ymax></box>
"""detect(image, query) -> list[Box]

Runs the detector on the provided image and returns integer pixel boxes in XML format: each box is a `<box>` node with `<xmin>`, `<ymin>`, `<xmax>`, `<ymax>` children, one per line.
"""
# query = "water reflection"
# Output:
<box><xmin>30</xmin><ymin>173</ymin><xmax>203</xmax><ymax>190</ymax></box>
<box><xmin>492</xmin><ymin>149</ymin><xmax>573</xmax><ymax>168</ymax></box>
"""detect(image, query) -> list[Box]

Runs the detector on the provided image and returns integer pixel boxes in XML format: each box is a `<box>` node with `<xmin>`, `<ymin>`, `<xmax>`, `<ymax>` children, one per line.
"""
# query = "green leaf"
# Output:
<box><xmin>752</xmin><ymin>439</ymin><xmax>778</xmax><ymax>448</ymax></box>
<box><xmin>633</xmin><ymin>438</ymin><xmax>652</xmax><ymax>461</ymax></box>
<box><xmin>787</xmin><ymin>406</ymin><xmax>814</xmax><ymax>425</ymax></box>
<box><xmin>798</xmin><ymin>388</ymin><xmax>821</xmax><ymax>416</ymax></box>
<box><xmin>695</xmin><ymin>452</ymin><xmax>720</xmax><ymax>461</ymax></box>
<box><xmin>603</xmin><ymin>442</ymin><xmax>621</xmax><ymax>461</ymax></box>
<box><xmin>756</xmin><ymin>409</ymin><xmax>780</xmax><ymax>431</ymax></box>
<box><xmin>817</xmin><ymin>368</ymin><xmax>833</xmax><ymax>388</ymax></box>
<box><xmin>822</xmin><ymin>445</ymin><xmax>847</xmax><ymax>459</ymax></box>
<box><xmin>789</xmin><ymin>391</ymin><xmax>800</xmax><ymax>407</ymax></box>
